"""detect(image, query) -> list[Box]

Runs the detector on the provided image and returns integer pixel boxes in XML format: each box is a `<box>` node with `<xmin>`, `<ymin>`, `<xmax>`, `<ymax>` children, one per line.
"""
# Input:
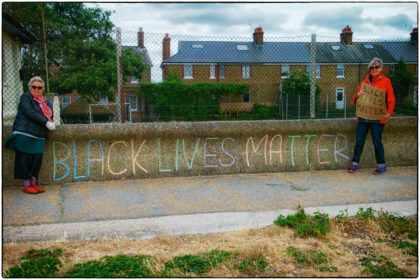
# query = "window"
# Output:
<box><xmin>192</xmin><ymin>44</ymin><xmax>203</xmax><ymax>49</ymax></box>
<box><xmin>62</xmin><ymin>96</ymin><xmax>71</xmax><ymax>109</ymax></box>
<box><xmin>130</xmin><ymin>76</ymin><xmax>139</xmax><ymax>84</ymax></box>
<box><xmin>307</xmin><ymin>64</ymin><xmax>321</xmax><ymax>78</ymax></box>
<box><xmin>210</xmin><ymin>64</ymin><xmax>216</xmax><ymax>79</ymax></box>
<box><xmin>337</xmin><ymin>64</ymin><xmax>345</xmax><ymax>78</ymax></box>
<box><xmin>99</xmin><ymin>96</ymin><xmax>108</xmax><ymax>105</ymax></box>
<box><xmin>128</xmin><ymin>95</ymin><xmax>138</xmax><ymax>112</ymax></box>
<box><xmin>391</xmin><ymin>64</ymin><xmax>396</xmax><ymax>75</ymax></box>
<box><xmin>331</xmin><ymin>45</ymin><xmax>341</xmax><ymax>51</ymax></box>
<box><xmin>184</xmin><ymin>64</ymin><xmax>193</xmax><ymax>79</ymax></box>
<box><xmin>75</xmin><ymin>96</ymin><xmax>80</xmax><ymax>101</ymax></box>
<box><xmin>281</xmin><ymin>64</ymin><xmax>290</xmax><ymax>78</ymax></box>
<box><xmin>242</xmin><ymin>89</ymin><xmax>251</xmax><ymax>103</ymax></box>
<box><xmin>237</xmin><ymin>45</ymin><xmax>249</xmax><ymax>51</ymax></box>
<box><xmin>364</xmin><ymin>44</ymin><xmax>374</xmax><ymax>49</ymax></box>
<box><xmin>219</xmin><ymin>65</ymin><xmax>225</xmax><ymax>79</ymax></box>
<box><xmin>242</xmin><ymin>65</ymin><xmax>251</xmax><ymax>79</ymax></box>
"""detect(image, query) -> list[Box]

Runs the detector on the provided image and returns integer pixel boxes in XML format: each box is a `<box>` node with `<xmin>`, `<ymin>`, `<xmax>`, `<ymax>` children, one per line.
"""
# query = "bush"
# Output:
<box><xmin>274</xmin><ymin>206</ymin><xmax>331</xmax><ymax>236</ymax></box>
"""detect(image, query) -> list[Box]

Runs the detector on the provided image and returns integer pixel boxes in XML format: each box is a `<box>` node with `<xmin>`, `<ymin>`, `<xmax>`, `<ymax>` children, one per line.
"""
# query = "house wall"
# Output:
<box><xmin>2</xmin><ymin>31</ymin><xmax>24</xmax><ymax>124</ymax></box>
<box><xmin>2</xmin><ymin>116</ymin><xmax>416</xmax><ymax>186</ymax></box>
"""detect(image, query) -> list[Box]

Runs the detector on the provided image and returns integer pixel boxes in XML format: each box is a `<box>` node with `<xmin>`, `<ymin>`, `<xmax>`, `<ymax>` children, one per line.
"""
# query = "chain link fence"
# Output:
<box><xmin>3</xmin><ymin>25</ymin><xmax>418</xmax><ymax>125</ymax></box>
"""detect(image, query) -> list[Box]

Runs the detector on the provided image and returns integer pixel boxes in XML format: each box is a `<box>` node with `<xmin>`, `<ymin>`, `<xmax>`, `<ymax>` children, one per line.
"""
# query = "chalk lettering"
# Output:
<box><xmin>158</xmin><ymin>138</ymin><xmax>172</xmax><ymax>172</ymax></box>
<box><xmin>317</xmin><ymin>134</ymin><xmax>334</xmax><ymax>165</ymax></box>
<box><xmin>53</xmin><ymin>141</ymin><xmax>71</xmax><ymax>181</ymax></box>
<box><xmin>269</xmin><ymin>134</ymin><xmax>282</xmax><ymax>164</ymax></box>
<box><xmin>183</xmin><ymin>138</ymin><xmax>200</xmax><ymax>169</ymax></box>
<box><xmin>288</xmin><ymin>135</ymin><xmax>301</xmax><ymax>167</ymax></box>
<box><xmin>87</xmin><ymin>140</ymin><xmax>104</xmax><ymax>177</ymax></box>
<box><xmin>304</xmin><ymin>135</ymin><xmax>317</xmax><ymax>165</ymax></box>
<box><xmin>107</xmin><ymin>141</ymin><xmax>128</xmax><ymax>175</ymax></box>
<box><xmin>72</xmin><ymin>140</ymin><xmax>87</xmax><ymax>179</ymax></box>
<box><xmin>204</xmin><ymin>138</ymin><xmax>218</xmax><ymax>168</ymax></box>
<box><xmin>219</xmin><ymin>137</ymin><xmax>235</xmax><ymax>167</ymax></box>
<box><xmin>246</xmin><ymin>135</ymin><xmax>268</xmax><ymax>167</ymax></box>
<box><xmin>334</xmin><ymin>134</ymin><xmax>350</xmax><ymax>162</ymax></box>
<box><xmin>131</xmin><ymin>139</ymin><xmax>148</xmax><ymax>174</ymax></box>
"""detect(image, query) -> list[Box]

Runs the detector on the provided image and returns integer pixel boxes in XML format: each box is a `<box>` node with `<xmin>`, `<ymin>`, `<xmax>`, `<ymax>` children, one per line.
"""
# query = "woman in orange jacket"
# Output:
<box><xmin>348</xmin><ymin>57</ymin><xmax>395</xmax><ymax>175</ymax></box>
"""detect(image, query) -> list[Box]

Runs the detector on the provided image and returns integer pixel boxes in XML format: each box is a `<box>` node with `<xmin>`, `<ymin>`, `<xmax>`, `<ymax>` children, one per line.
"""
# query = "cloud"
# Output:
<box><xmin>373</xmin><ymin>13</ymin><xmax>415</xmax><ymax>29</ymax></box>
<box><xmin>303</xmin><ymin>7</ymin><xmax>365</xmax><ymax>30</ymax></box>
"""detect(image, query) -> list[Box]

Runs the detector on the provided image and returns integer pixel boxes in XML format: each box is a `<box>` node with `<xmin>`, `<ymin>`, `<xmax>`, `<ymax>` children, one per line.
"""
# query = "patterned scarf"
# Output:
<box><xmin>31</xmin><ymin>93</ymin><xmax>52</xmax><ymax>122</ymax></box>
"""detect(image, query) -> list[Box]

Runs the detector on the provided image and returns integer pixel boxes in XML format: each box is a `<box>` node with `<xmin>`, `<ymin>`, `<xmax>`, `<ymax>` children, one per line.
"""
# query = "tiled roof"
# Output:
<box><xmin>311</xmin><ymin>42</ymin><xmax>398</xmax><ymax>64</ymax></box>
<box><xmin>163</xmin><ymin>39</ymin><xmax>417</xmax><ymax>65</ymax></box>
<box><xmin>164</xmin><ymin>41</ymin><xmax>311</xmax><ymax>64</ymax></box>
<box><xmin>381</xmin><ymin>41</ymin><xmax>418</xmax><ymax>63</ymax></box>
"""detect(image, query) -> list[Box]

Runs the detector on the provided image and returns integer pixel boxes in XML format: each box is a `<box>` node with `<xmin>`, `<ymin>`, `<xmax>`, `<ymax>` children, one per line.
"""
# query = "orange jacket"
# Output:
<box><xmin>353</xmin><ymin>72</ymin><xmax>395</xmax><ymax>124</ymax></box>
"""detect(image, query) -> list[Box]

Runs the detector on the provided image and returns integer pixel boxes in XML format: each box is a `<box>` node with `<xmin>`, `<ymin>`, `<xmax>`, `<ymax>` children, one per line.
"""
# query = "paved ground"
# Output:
<box><xmin>3</xmin><ymin>166</ymin><xmax>417</xmax><ymax>243</ymax></box>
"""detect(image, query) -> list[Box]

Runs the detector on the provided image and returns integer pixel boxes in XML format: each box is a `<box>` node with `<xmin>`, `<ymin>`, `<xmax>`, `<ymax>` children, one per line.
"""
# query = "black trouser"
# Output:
<box><xmin>352</xmin><ymin>121</ymin><xmax>385</xmax><ymax>166</ymax></box>
<box><xmin>14</xmin><ymin>151</ymin><xmax>43</xmax><ymax>180</ymax></box>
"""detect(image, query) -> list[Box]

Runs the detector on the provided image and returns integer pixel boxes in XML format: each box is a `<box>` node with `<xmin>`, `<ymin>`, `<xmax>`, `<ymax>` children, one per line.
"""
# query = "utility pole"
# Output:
<box><xmin>41</xmin><ymin>3</ymin><xmax>49</xmax><ymax>92</ymax></box>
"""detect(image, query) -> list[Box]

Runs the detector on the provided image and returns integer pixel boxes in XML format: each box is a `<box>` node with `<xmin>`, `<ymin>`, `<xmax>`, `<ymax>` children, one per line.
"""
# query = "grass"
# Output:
<box><xmin>3</xmin><ymin>207</ymin><xmax>417</xmax><ymax>278</ymax></box>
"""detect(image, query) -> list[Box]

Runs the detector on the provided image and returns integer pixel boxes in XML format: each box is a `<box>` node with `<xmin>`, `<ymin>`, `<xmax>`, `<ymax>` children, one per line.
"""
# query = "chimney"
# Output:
<box><xmin>411</xmin><ymin>27</ymin><xmax>418</xmax><ymax>43</ymax></box>
<box><xmin>253</xmin><ymin>27</ymin><xmax>264</xmax><ymax>45</ymax></box>
<box><xmin>162</xmin><ymin>33</ymin><xmax>171</xmax><ymax>61</ymax></box>
<box><xmin>138</xmin><ymin>27</ymin><xmax>144</xmax><ymax>48</ymax></box>
<box><xmin>340</xmin><ymin>25</ymin><xmax>353</xmax><ymax>45</ymax></box>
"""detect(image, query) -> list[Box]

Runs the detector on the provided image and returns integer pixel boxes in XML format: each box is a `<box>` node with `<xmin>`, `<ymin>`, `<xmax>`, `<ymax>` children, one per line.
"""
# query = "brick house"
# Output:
<box><xmin>161</xmin><ymin>26</ymin><xmax>418</xmax><ymax>112</ymax></box>
<box><xmin>59</xmin><ymin>27</ymin><xmax>152</xmax><ymax>122</ymax></box>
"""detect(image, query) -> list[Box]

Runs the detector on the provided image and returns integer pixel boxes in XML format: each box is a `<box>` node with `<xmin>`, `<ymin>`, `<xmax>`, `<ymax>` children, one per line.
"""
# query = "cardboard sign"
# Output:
<box><xmin>356</xmin><ymin>83</ymin><xmax>387</xmax><ymax>120</ymax></box>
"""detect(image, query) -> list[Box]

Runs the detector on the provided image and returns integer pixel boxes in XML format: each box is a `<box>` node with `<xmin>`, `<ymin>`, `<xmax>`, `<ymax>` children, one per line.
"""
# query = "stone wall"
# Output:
<box><xmin>2</xmin><ymin>116</ymin><xmax>417</xmax><ymax>187</ymax></box>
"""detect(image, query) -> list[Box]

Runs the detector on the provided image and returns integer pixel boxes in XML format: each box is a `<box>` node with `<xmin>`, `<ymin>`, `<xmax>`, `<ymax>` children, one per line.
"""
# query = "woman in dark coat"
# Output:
<box><xmin>5</xmin><ymin>76</ymin><xmax>55</xmax><ymax>194</ymax></box>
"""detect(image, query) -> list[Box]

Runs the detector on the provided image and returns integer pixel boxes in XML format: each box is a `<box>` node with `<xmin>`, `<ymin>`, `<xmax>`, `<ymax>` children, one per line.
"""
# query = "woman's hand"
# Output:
<box><xmin>357</xmin><ymin>90</ymin><xmax>365</xmax><ymax>98</ymax></box>
<box><xmin>46</xmin><ymin>121</ymin><xmax>56</xmax><ymax>130</ymax></box>
<box><xmin>383</xmin><ymin>113</ymin><xmax>391</xmax><ymax>120</ymax></box>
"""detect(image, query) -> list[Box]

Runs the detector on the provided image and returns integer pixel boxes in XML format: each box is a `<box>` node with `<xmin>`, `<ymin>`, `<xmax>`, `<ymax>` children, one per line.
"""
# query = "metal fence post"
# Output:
<box><xmin>310</xmin><ymin>33</ymin><xmax>316</xmax><ymax>119</ymax></box>
<box><xmin>116</xmin><ymin>27</ymin><xmax>122</xmax><ymax>123</ymax></box>
<box><xmin>298</xmin><ymin>94</ymin><xmax>300</xmax><ymax>119</ymax></box>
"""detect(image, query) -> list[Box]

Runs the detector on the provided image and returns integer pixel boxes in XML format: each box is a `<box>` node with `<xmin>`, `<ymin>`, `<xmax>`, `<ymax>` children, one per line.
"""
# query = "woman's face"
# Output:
<box><xmin>369</xmin><ymin>63</ymin><xmax>382</xmax><ymax>77</ymax></box>
<box><xmin>30</xmin><ymin>81</ymin><xmax>44</xmax><ymax>96</ymax></box>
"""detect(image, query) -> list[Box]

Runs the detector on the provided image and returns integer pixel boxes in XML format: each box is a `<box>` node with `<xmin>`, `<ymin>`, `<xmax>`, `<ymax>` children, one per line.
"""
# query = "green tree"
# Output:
<box><xmin>390</xmin><ymin>59</ymin><xmax>415</xmax><ymax>102</ymax></box>
<box><xmin>3</xmin><ymin>3</ymin><xmax>148</xmax><ymax>101</ymax></box>
<box><xmin>122</xmin><ymin>48</ymin><xmax>150</xmax><ymax>83</ymax></box>
<box><xmin>280</xmin><ymin>70</ymin><xmax>321</xmax><ymax>117</ymax></box>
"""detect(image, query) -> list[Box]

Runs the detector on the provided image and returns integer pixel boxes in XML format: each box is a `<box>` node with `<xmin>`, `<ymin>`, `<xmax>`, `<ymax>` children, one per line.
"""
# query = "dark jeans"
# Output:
<box><xmin>352</xmin><ymin>120</ymin><xmax>385</xmax><ymax>165</ymax></box>
<box><xmin>14</xmin><ymin>151</ymin><xmax>43</xmax><ymax>180</ymax></box>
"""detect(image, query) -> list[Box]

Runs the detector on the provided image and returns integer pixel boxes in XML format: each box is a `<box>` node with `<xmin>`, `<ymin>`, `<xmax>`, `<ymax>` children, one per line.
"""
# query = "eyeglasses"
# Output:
<box><xmin>369</xmin><ymin>65</ymin><xmax>381</xmax><ymax>70</ymax></box>
<box><xmin>31</xmin><ymin>86</ymin><xmax>43</xmax><ymax>90</ymax></box>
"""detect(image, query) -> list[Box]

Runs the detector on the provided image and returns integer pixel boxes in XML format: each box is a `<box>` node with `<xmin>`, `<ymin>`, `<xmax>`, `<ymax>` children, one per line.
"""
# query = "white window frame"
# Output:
<box><xmin>128</xmin><ymin>95</ymin><xmax>138</xmax><ymax>112</ymax></box>
<box><xmin>219</xmin><ymin>65</ymin><xmax>225</xmax><ymax>79</ymax></box>
<box><xmin>242</xmin><ymin>89</ymin><xmax>251</xmax><ymax>103</ymax></box>
<box><xmin>62</xmin><ymin>96</ymin><xmax>71</xmax><ymax>109</ymax></box>
<box><xmin>99</xmin><ymin>96</ymin><xmax>108</xmax><ymax>105</ymax></box>
<box><xmin>184</xmin><ymin>64</ymin><xmax>193</xmax><ymax>79</ymax></box>
<box><xmin>242</xmin><ymin>65</ymin><xmax>251</xmax><ymax>79</ymax></box>
<box><xmin>335</xmin><ymin>87</ymin><xmax>345</xmax><ymax>109</ymax></box>
<box><xmin>210</xmin><ymin>64</ymin><xmax>216</xmax><ymax>79</ymax></box>
<box><xmin>281</xmin><ymin>64</ymin><xmax>290</xmax><ymax>78</ymax></box>
<box><xmin>336</xmin><ymin>64</ymin><xmax>345</xmax><ymax>78</ymax></box>
<box><xmin>307</xmin><ymin>64</ymin><xmax>321</xmax><ymax>78</ymax></box>
<box><xmin>130</xmin><ymin>76</ymin><xmax>139</xmax><ymax>84</ymax></box>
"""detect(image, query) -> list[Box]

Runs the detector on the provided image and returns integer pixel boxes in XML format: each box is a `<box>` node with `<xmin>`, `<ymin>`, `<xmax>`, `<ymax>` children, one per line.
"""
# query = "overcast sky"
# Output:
<box><xmin>87</xmin><ymin>2</ymin><xmax>418</xmax><ymax>40</ymax></box>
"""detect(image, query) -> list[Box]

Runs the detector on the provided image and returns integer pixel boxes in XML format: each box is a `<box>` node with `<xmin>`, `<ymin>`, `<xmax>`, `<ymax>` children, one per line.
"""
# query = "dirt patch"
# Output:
<box><xmin>2</xmin><ymin>216</ymin><xmax>418</xmax><ymax>277</ymax></box>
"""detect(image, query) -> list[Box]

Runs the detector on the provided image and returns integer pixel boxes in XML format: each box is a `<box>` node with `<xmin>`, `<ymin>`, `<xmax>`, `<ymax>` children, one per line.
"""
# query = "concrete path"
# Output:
<box><xmin>3</xmin><ymin>166</ymin><xmax>417</xmax><ymax>243</ymax></box>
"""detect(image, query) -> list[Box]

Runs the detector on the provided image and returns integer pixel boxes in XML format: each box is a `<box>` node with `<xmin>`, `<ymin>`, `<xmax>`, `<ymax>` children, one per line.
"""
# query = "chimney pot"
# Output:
<box><xmin>162</xmin><ymin>33</ymin><xmax>171</xmax><ymax>61</ymax></box>
<box><xmin>340</xmin><ymin>25</ymin><xmax>353</xmax><ymax>45</ymax></box>
<box><xmin>411</xmin><ymin>27</ymin><xmax>418</xmax><ymax>42</ymax></box>
<box><xmin>138</xmin><ymin>27</ymin><xmax>144</xmax><ymax>48</ymax></box>
<box><xmin>253</xmin><ymin>27</ymin><xmax>264</xmax><ymax>45</ymax></box>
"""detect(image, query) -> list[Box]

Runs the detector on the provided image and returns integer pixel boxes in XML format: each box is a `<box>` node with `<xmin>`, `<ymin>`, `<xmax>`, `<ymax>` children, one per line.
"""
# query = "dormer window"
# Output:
<box><xmin>192</xmin><ymin>44</ymin><xmax>203</xmax><ymax>49</ymax></box>
<box><xmin>237</xmin><ymin>45</ymin><xmax>249</xmax><ymax>51</ymax></box>
<box><xmin>364</xmin><ymin>44</ymin><xmax>374</xmax><ymax>49</ymax></box>
<box><xmin>331</xmin><ymin>45</ymin><xmax>341</xmax><ymax>51</ymax></box>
